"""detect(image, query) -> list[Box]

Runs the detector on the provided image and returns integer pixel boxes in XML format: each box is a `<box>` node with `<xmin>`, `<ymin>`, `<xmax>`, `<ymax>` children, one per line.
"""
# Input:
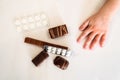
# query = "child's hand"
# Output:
<box><xmin>77</xmin><ymin>12</ymin><xmax>110</xmax><ymax>50</ymax></box>
<box><xmin>77</xmin><ymin>0</ymin><xmax>120</xmax><ymax>50</ymax></box>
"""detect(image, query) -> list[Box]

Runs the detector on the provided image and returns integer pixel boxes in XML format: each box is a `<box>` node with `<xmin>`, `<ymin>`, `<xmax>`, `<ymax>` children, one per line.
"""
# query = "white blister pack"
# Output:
<box><xmin>14</xmin><ymin>12</ymin><xmax>49</xmax><ymax>32</ymax></box>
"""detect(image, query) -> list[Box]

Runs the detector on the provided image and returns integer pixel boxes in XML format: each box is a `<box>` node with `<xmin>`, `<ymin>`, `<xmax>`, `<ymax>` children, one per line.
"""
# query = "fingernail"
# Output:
<box><xmin>89</xmin><ymin>46</ymin><xmax>93</xmax><ymax>50</ymax></box>
<box><xmin>83</xmin><ymin>46</ymin><xmax>85</xmax><ymax>49</ymax></box>
<box><xmin>90</xmin><ymin>47</ymin><xmax>94</xmax><ymax>50</ymax></box>
<box><xmin>89</xmin><ymin>47</ymin><xmax>92</xmax><ymax>50</ymax></box>
<box><xmin>101</xmin><ymin>44</ymin><xmax>105</xmax><ymax>47</ymax></box>
<box><xmin>83</xmin><ymin>45</ymin><xmax>87</xmax><ymax>49</ymax></box>
<box><xmin>101</xmin><ymin>43</ymin><xmax>105</xmax><ymax>47</ymax></box>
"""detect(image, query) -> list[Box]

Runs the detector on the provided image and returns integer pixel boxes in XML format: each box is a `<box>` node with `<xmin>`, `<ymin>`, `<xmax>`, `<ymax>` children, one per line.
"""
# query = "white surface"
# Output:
<box><xmin>0</xmin><ymin>0</ymin><xmax>120</xmax><ymax>80</ymax></box>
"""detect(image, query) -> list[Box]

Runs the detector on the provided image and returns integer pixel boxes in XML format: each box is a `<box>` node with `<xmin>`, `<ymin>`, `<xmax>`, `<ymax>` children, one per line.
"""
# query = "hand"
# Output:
<box><xmin>77</xmin><ymin>12</ymin><xmax>110</xmax><ymax>50</ymax></box>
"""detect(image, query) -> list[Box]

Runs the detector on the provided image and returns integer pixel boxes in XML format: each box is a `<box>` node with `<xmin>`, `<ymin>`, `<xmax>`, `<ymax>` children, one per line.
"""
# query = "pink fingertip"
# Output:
<box><xmin>101</xmin><ymin>43</ymin><xmax>105</xmax><ymax>47</ymax></box>
<box><xmin>89</xmin><ymin>45</ymin><xmax>95</xmax><ymax>50</ymax></box>
<box><xmin>83</xmin><ymin>46</ymin><xmax>87</xmax><ymax>49</ymax></box>
<box><xmin>77</xmin><ymin>39</ymin><xmax>80</xmax><ymax>43</ymax></box>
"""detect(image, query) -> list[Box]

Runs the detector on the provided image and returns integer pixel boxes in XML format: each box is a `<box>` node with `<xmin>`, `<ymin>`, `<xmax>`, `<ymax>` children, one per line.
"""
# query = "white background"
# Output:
<box><xmin>0</xmin><ymin>0</ymin><xmax>120</xmax><ymax>80</ymax></box>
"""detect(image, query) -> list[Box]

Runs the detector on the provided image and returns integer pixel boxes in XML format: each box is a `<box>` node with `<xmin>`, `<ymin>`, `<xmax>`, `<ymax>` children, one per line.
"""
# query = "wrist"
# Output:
<box><xmin>97</xmin><ymin>10</ymin><xmax>113</xmax><ymax>22</ymax></box>
<box><xmin>97</xmin><ymin>0</ymin><xmax>120</xmax><ymax>21</ymax></box>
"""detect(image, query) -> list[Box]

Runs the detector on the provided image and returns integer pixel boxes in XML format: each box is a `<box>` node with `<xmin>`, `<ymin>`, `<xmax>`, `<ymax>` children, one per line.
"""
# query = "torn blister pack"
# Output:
<box><xmin>44</xmin><ymin>45</ymin><xmax>72</xmax><ymax>57</ymax></box>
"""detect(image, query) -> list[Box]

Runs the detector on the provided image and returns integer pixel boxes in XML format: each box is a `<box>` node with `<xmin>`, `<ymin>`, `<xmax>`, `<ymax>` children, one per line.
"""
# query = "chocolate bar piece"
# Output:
<box><xmin>25</xmin><ymin>37</ymin><xmax>68</xmax><ymax>50</ymax></box>
<box><xmin>54</xmin><ymin>56</ymin><xmax>69</xmax><ymax>70</ymax></box>
<box><xmin>49</xmin><ymin>24</ymin><xmax>68</xmax><ymax>39</ymax></box>
<box><xmin>32</xmin><ymin>50</ymin><xmax>49</xmax><ymax>66</ymax></box>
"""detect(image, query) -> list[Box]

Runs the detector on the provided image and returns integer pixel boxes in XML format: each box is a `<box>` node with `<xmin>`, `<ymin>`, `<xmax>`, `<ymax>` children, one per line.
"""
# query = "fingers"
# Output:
<box><xmin>100</xmin><ymin>34</ymin><xmax>106</xmax><ymax>47</ymax></box>
<box><xmin>83</xmin><ymin>32</ymin><xmax>97</xmax><ymax>49</ymax></box>
<box><xmin>80</xmin><ymin>19</ymin><xmax>89</xmax><ymax>31</ymax></box>
<box><xmin>78</xmin><ymin>16</ymin><xmax>108</xmax><ymax>50</ymax></box>
<box><xmin>77</xmin><ymin>28</ymin><xmax>92</xmax><ymax>43</ymax></box>
<box><xmin>78</xmin><ymin>32</ymin><xmax>106</xmax><ymax>50</ymax></box>
<box><xmin>89</xmin><ymin>34</ymin><xmax>101</xmax><ymax>49</ymax></box>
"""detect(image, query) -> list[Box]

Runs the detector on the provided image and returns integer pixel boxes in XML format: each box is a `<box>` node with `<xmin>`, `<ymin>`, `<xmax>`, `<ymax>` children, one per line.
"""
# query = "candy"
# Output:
<box><xmin>32</xmin><ymin>50</ymin><xmax>49</xmax><ymax>66</ymax></box>
<box><xmin>24</xmin><ymin>37</ymin><xmax>68</xmax><ymax>50</ymax></box>
<box><xmin>54</xmin><ymin>56</ymin><xmax>69</xmax><ymax>70</ymax></box>
<box><xmin>49</xmin><ymin>24</ymin><xmax>68</xmax><ymax>39</ymax></box>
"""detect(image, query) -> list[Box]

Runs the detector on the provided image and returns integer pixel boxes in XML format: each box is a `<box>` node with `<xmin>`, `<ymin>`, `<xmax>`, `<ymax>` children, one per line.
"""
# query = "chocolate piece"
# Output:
<box><xmin>54</xmin><ymin>56</ymin><xmax>69</xmax><ymax>70</ymax></box>
<box><xmin>49</xmin><ymin>24</ymin><xmax>68</xmax><ymax>39</ymax></box>
<box><xmin>32</xmin><ymin>50</ymin><xmax>49</xmax><ymax>66</ymax></box>
<box><xmin>25</xmin><ymin>37</ymin><xmax>68</xmax><ymax>50</ymax></box>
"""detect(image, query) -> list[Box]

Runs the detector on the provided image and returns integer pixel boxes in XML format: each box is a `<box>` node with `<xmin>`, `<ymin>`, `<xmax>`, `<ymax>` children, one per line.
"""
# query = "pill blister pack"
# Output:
<box><xmin>14</xmin><ymin>12</ymin><xmax>50</xmax><ymax>32</ymax></box>
<box><xmin>44</xmin><ymin>45</ymin><xmax>72</xmax><ymax>57</ymax></box>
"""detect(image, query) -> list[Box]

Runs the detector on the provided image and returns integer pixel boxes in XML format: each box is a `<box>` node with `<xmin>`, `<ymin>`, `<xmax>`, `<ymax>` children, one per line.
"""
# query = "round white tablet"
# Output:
<box><xmin>16</xmin><ymin>26</ymin><xmax>22</xmax><ymax>32</ymax></box>
<box><xmin>47</xmin><ymin>49</ymin><xmax>51</xmax><ymax>53</ymax></box>
<box><xmin>42</xmin><ymin>20</ymin><xmax>48</xmax><ymax>26</ymax></box>
<box><xmin>51</xmin><ymin>47</ymin><xmax>56</xmax><ymax>54</ymax></box>
<box><xmin>28</xmin><ymin>16</ymin><xmax>34</xmax><ymax>23</ymax></box>
<box><xmin>15</xmin><ymin>20</ymin><xmax>21</xmax><ymax>26</ymax></box>
<box><xmin>21</xmin><ymin>18</ymin><xmax>27</xmax><ymax>24</ymax></box>
<box><xmin>56</xmin><ymin>48</ymin><xmax>62</xmax><ymax>55</ymax></box>
<box><xmin>40</xmin><ymin>13</ymin><xmax>47</xmax><ymax>19</ymax></box>
<box><xmin>22</xmin><ymin>25</ymin><xmax>29</xmax><ymax>30</ymax></box>
<box><xmin>61</xmin><ymin>49</ymin><xmax>67</xmax><ymax>56</ymax></box>
<box><xmin>34</xmin><ymin>15</ymin><xmax>41</xmax><ymax>21</ymax></box>
<box><xmin>36</xmin><ymin>21</ymin><xmax>42</xmax><ymax>27</ymax></box>
<box><xmin>65</xmin><ymin>51</ymin><xmax>72</xmax><ymax>57</ymax></box>
<box><xmin>47</xmin><ymin>46</ymin><xmax>52</xmax><ymax>50</ymax></box>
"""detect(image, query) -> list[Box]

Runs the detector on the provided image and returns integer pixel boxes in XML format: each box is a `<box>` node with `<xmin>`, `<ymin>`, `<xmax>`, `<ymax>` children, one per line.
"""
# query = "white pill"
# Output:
<box><xmin>47</xmin><ymin>46</ymin><xmax>52</xmax><ymax>50</ymax></box>
<box><xmin>28</xmin><ymin>16</ymin><xmax>34</xmax><ymax>22</ymax></box>
<box><xmin>47</xmin><ymin>49</ymin><xmax>51</xmax><ymax>53</ymax></box>
<box><xmin>42</xmin><ymin>20</ymin><xmax>48</xmax><ymax>26</ymax></box>
<box><xmin>36</xmin><ymin>21</ymin><xmax>42</xmax><ymax>27</ymax></box>
<box><xmin>51</xmin><ymin>47</ymin><xmax>56</xmax><ymax>54</ymax></box>
<box><xmin>22</xmin><ymin>25</ymin><xmax>29</xmax><ymax>30</ymax></box>
<box><xmin>34</xmin><ymin>15</ymin><xmax>41</xmax><ymax>21</ymax></box>
<box><xmin>40</xmin><ymin>13</ymin><xmax>47</xmax><ymax>19</ymax></box>
<box><xmin>16</xmin><ymin>26</ymin><xmax>22</xmax><ymax>32</ymax></box>
<box><xmin>65</xmin><ymin>51</ymin><xmax>72</xmax><ymax>57</ymax></box>
<box><xmin>61</xmin><ymin>49</ymin><xmax>67</xmax><ymax>56</ymax></box>
<box><xmin>21</xmin><ymin>18</ymin><xmax>27</xmax><ymax>24</ymax></box>
<box><xmin>56</xmin><ymin>48</ymin><xmax>62</xmax><ymax>55</ymax></box>
<box><xmin>15</xmin><ymin>20</ymin><xmax>21</xmax><ymax>26</ymax></box>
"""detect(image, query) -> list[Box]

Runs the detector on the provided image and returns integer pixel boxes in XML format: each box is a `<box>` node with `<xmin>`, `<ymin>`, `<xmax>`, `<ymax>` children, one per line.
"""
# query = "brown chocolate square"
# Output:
<box><xmin>32</xmin><ymin>50</ymin><xmax>49</xmax><ymax>66</ymax></box>
<box><xmin>49</xmin><ymin>24</ymin><xmax>68</xmax><ymax>39</ymax></box>
<box><xmin>53</xmin><ymin>56</ymin><xmax>69</xmax><ymax>70</ymax></box>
